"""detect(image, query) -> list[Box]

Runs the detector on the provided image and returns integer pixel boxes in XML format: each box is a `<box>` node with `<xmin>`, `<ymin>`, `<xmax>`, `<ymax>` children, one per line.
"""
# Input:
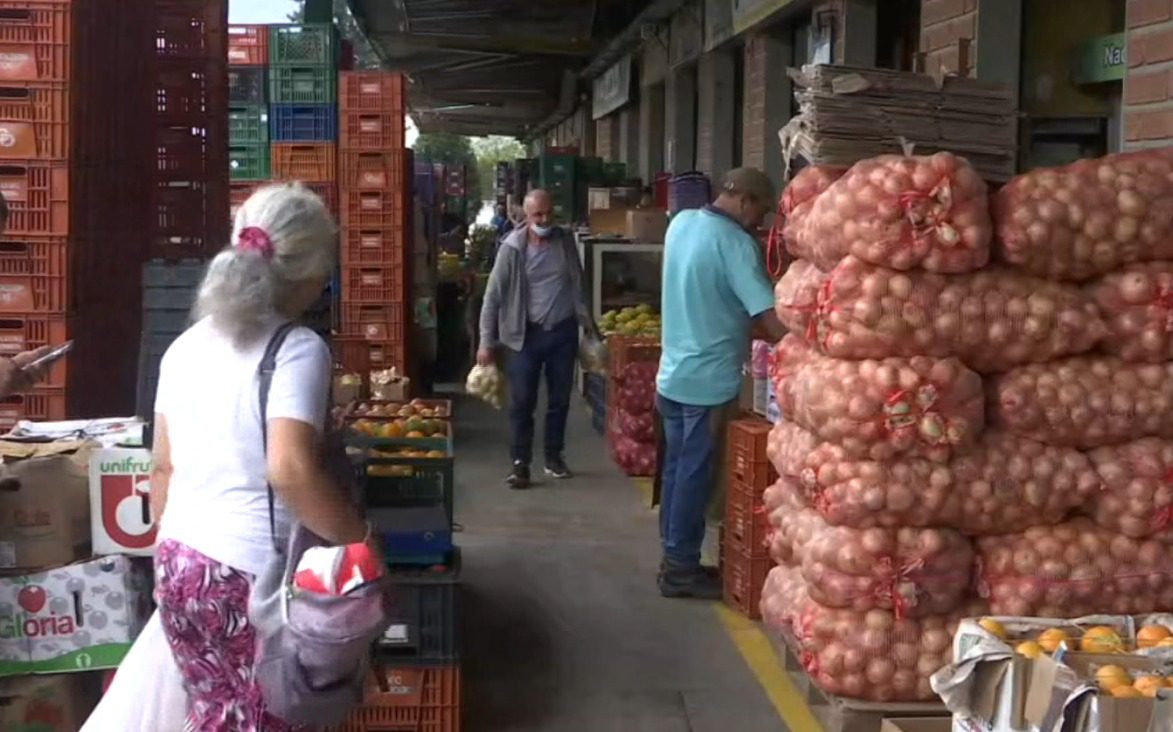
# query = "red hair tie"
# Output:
<box><xmin>237</xmin><ymin>226</ymin><xmax>275</xmax><ymax>259</ymax></box>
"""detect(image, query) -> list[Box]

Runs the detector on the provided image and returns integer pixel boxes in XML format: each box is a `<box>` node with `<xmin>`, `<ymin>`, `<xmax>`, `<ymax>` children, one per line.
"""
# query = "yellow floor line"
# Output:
<box><xmin>716</xmin><ymin>605</ymin><xmax>824</xmax><ymax>732</ymax></box>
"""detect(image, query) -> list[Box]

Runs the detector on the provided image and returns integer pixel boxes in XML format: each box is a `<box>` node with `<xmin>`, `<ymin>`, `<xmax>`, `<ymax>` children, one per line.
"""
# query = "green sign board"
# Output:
<box><xmin>1074</xmin><ymin>33</ymin><xmax>1126</xmax><ymax>84</ymax></box>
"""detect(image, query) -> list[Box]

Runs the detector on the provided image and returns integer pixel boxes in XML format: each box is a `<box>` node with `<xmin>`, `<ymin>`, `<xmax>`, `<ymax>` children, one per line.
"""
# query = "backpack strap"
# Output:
<box><xmin>259</xmin><ymin>322</ymin><xmax>298</xmax><ymax>553</ymax></box>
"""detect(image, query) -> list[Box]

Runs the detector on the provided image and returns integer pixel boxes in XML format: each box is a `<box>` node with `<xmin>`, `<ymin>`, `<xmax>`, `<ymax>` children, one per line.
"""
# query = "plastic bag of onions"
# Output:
<box><xmin>768</xmin><ymin>421</ymin><xmax>1099</xmax><ymax>534</ymax></box>
<box><xmin>1090</xmin><ymin>263</ymin><xmax>1173</xmax><ymax>363</ymax></box>
<box><xmin>975</xmin><ymin>519</ymin><xmax>1173</xmax><ymax>617</ymax></box>
<box><xmin>792</xmin><ymin>152</ymin><xmax>991</xmax><ymax>273</ymax></box>
<box><xmin>775</xmin><ymin>258</ymin><xmax>1104</xmax><ymax>373</ymax></box>
<box><xmin>991</xmin><ymin>357</ymin><xmax>1173</xmax><ymax>448</ymax></box>
<box><xmin>780</xmin><ymin>165</ymin><xmax>847</xmax><ymax>249</ymax></box>
<box><xmin>771</xmin><ymin>334</ymin><xmax>984</xmax><ymax>462</ymax></box>
<box><xmin>1088</xmin><ymin>439</ymin><xmax>1173</xmax><ymax>541</ymax></box>
<box><xmin>994</xmin><ymin>149</ymin><xmax>1173</xmax><ymax>281</ymax></box>
<box><xmin>615</xmin><ymin>361</ymin><xmax>658</xmax><ymax>416</ymax></box>
<box><xmin>760</xmin><ymin>564</ymin><xmax>809</xmax><ymax>631</ymax></box>
<box><xmin>789</xmin><ymin>594</ymin><xmax>987</xmax><ymax>702</ymax></box>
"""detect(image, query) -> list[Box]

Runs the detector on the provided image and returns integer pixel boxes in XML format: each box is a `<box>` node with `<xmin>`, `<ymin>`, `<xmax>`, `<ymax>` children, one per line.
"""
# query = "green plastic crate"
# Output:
<box><xmin>603</xmin><ymin>162</ymin><xmax>627</xmax><ymax>185</ymax></box>
<box><xmin>269</xmin><ymin>66</ymin><xmax>337</xmax><ymax>104</ymax></box>
<box><xmin>269</xmin><ymin>23</ymin><xmax>339</xmax><ymax>66</ymax></box>
<box><xmin>229</xmin><ymin>144</ymin><xmax>271</xmax><ymax>180</ymax></box>
<box><xmin>228</xmin><ymin>105</ymin><xmax>269</xmax><ymax>145</ymax></box>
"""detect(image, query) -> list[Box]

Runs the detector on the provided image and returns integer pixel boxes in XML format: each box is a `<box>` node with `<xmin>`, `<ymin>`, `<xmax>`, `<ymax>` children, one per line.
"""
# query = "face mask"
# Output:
<box><xmin>531</xmin><ymin>224</ymin><xmax>552</xmax><ymax>238</ymax></box>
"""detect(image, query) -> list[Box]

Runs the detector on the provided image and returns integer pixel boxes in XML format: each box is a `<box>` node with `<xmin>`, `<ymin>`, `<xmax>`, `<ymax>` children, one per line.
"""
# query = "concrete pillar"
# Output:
<box><xmin>697</xmin><ymin>49</ymin><xmax>736</xmax><ymax>182</ymax></box>
<box><xmin>743</xmin><ymin>31</ymin><xmax>792</xmax><ymax>185</ymax></box>
<box><xmin>1125</xmin><ymin>0</ymin><xmax>1173</xmax><ymax>148</ymax></box>
<box><xmin>639</xmin><ymin>84</ymin><xmax>666</xmax><ymax>182</ymax></box>
<box><xmin>666</xmin><ymin>66</ymin><xmax>698</xmax><ymax>173</ymax></box>
<box><xmin>619</xmin><ymin>105</ymin><xmax>640</xmax><ymax>172</ymax></box>
<box><xmin>840</xmin><ymin>0</ymin><xmax>878</xmax><ymax>66</ymax></box>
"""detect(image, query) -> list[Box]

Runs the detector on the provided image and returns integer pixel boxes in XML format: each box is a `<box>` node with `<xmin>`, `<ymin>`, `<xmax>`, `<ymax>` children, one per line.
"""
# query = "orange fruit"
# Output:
<box><xmin>978</xmin><ymin>618</ymin><xmax>1008</xmax><ymax>640</ymax></box>
<box><xmin>1109</xmin><ymin>685</ymin><xmax>1143</xmax><ymax>699</ymax></box>
<box><xmin>1158</xmin><ymin>638</ymin><xmax>1173</xmax><ymax>649</ymax></box>
<box><xmin>1015</xmin><ymin>641</ymin><xmax>1044</xmax><ymax>659</ymax></box>
<box><xmin>1137</xmin><ymin>625</ymin><xmax>1172</xmax><ymax>649</ymax></box>
<box><xmin>1081</xmin><ymin>626</ymin><xmax>1124</xmax><ymax>653</ymax></box>
<box><xmin>1096</xmin><ymin>665</ymin><xmax>1133</xmax><ymax>691</ymax></box>
<box><xmin>1133</xmin><ymin>675</ymin><xmax>1167</xmax><ymax>698</ymax></box>
<box><xmin>405</xmin><ymin>431</ymin><xmax>426</xmax><ymax>438</ymax></box>
<box><xmin>1038</xmin><ymin>628</ymin><xmax>1070</xmax><ymax>653</ymax></box>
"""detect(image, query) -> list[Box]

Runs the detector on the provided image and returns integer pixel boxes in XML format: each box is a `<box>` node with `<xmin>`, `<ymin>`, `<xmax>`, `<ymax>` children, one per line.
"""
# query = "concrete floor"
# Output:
<box><xmin>451</xmin><ymin>391</ymin><xmax>788</xmax><ymax>732</ymax></box>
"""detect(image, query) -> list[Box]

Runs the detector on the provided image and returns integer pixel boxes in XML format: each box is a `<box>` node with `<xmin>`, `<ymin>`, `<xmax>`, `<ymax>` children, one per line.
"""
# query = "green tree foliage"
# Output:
<box><xmin>471</xmin><ymin>136</ymin><xmax>526</xmax><ymax>201</ymax></box>
<box><xmin>414</xmin><ymin>133</ymin><xmax>478</xmax><ymax>205</ymax></box>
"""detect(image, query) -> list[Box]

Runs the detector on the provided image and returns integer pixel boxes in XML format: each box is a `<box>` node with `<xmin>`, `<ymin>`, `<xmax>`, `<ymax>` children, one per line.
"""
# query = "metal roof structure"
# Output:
<box><xmin>345</xmin><ymin>0</ymin><xmax>671</xmax><ymax>137</ymax></box>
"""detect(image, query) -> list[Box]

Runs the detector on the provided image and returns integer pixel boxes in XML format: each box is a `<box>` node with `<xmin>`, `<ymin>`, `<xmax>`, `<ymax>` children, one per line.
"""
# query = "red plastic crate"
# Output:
<box><xmin>339</xmin><ymin>71</ymin><xmax>405</xmax><ymax>112</ymax></box>
<box><xmin>301</xmin><ymin>180</ymin><xmax>338</xmax><ymax>217</ymax></box>
<box><xmin>0</xmin><ymin>82</ymin><xmax>68</xmax><ymax>159</ymax></box>
<box><xmin>0</xmin><ymin>162</ymin><xmax>67</xmax><ymax>235</ymax></box>
<box><xmin>333</xmin><ymin>336</ymin><xmax>371</xmax><ymax>377</ymax></box>
<box><xmin>0</xmin><ymin>315</ymin><xmax>66</xmax><ymax>387</ymax></box>
<box><xmin>340</xmin><ymin>110</ymin><xmax>404</xmax><ymax>152</ymax></box>
<box><xmin>0</xmin><ymin>236</ymin><xmax>67</xmax><ymax>313</ymax></box>
<box><xmin>727</xmin><ymin>419</ymin><xmax>777</xmax><ymax>490</ymax></box>
<box><xmin>156</xmin><ymin>125</ymin><xmax>211</xmax><ymax>179</ymax></box>
<box><xmin>229</xmin><ymin>181</ymin><xmax>255</xmax><ymax>220</ymax></box>
<box><xmin>332</xmin><ymin>665</ymin><xmax>460</xmax><ymax>732</ymax></box>
<box><xmin>155</xmin><ymin>182</ymin><xmax>213</xmax><ymax>239</ymax></box>
<box><xmin>725</xmin><ymin>482</ymin><xmax>771</xmax><ymax>558</ymax></box>
<box><xmin>227</xmin><ymin>24</ymin><xmax>268</xmax><ymax>65</ymax></box>
<box><xmin>341</xmin><ymin>265</ymin><xmax>405</xmax><ymax>304</ymax></box>
<box><xmin>341</xmin><ymin>227</ymin><xmax>405</xmax><ymax>267</ymax></box>
<box><xmin>607</xmin><ymin>335</ymin><xmax>660</xmax><ymax>377</ymax></box>
<box><xmin>339</xmin><ymin>302</ymin><xmax>405</xmax><ymax>343</ymax></box>
<box><xmin>155</xmin><ymin>59</ymin><xmax>218</xmax><ymax>123</ymax></box>
<box><xmin>271</xmin><ymin>142</ymin><xmax>336</xmax><ymax>181</ymax></box>
<box><xmin>341</xmin><ymin>188</ymin><xmax>406</xmax><ymax>230</ymax></box>
<box><xmin>155</xmin><ymin>1</ymin><xmax>226</xmax><ymax>59</ymax></box>
<box><xmin>340</xmin><ymin>150</ymin><xmax>404</xmax><ymax>190</ymax></box>
<box><xmin>722</xmin><ymin>540</ymin><xmax>773</xmax><ymax>620</ymax></box>
<box><xmin>0</xmin><ymin>1</ymin><xmax>71</xmax><ymax>82</ymax></box>
<box><xmin>0</xmin><ymin>387</ymin><xmax>65</xmax><ymax>430</ymax></box>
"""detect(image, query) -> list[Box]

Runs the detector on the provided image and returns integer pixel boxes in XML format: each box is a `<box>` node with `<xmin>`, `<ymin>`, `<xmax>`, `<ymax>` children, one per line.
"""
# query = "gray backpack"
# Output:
<box><xmin>249</xmin><ymin>323</ymin><xmax>392</xmax><ymax>727</ymax></box>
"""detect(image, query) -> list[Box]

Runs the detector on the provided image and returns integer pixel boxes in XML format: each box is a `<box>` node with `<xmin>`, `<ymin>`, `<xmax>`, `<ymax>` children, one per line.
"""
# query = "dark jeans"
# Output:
<box><xmin>657</xmin><ymin>394</ymin><xmax>736</xmax><ymax>570</ymax></box>
<box><xmin>505</xmin><ymin>317</ymin><xmax>578</xmax><ymax>465</ymax></box>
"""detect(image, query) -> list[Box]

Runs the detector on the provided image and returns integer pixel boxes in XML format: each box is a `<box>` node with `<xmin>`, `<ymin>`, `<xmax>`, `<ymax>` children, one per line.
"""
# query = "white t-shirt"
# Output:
<box><xmin>153</xmin><ymin>316</ymin><xmax>331</xmax><ymax>576</ymax></box>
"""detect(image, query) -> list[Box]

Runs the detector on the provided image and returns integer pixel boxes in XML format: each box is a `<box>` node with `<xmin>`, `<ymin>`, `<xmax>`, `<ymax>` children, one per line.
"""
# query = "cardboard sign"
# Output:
<box><xmin>0</xmin><ymin>556</ymin><xmax>152</xmax><ymax>677</ymax></box>
<box><xmin>88</xmin><ymin>449</ymin><xmax>155</xmax><ymax>557</ymax></box>
<box><xmin>0</xmin><ymin>442</ymin><xmax>92</xmax><ymax>571</ymax></box>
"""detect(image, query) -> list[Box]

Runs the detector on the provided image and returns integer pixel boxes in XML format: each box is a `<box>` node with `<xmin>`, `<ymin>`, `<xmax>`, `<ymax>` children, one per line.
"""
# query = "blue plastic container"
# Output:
<box><xmin>269</xmin><ymin>103</ymin><xmax>338</xmax><ymax>141</ymax></box>
<box><xmin>668</xmin><ymin>172</ymin><xmax>712</xmax><ymax>215</ymax></box>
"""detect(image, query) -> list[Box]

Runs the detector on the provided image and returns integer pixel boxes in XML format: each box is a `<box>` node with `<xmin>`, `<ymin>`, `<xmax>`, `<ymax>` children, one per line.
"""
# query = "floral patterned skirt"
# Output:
<box><xmin>155</xmin><ymin>539</ymin><xmax>297</xmax><ymax>732</ymax></box>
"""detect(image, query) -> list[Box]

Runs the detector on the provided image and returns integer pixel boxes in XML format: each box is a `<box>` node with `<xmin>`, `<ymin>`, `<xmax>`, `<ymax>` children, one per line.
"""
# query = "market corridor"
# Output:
<box><xmin>449</xmin><ymin>391</ymin><xmax>788</xmax><ymax>731</ymax></box>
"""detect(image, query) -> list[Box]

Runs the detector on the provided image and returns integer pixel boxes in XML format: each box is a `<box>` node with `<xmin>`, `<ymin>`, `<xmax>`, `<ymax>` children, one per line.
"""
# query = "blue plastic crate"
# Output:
<box><xmin>269</xmin><ymin>103</ymin><xmax>338</xmax><ymax>141</ymax></box>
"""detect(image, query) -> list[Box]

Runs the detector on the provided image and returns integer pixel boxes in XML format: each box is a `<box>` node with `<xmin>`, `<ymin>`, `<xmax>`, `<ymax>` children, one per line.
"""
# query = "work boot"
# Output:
<box><xmin>657</xmin><ymin>561</ymin><xmax>720</xmax><ymax>582</ymax></box>
<box><xmin>506</xmin><ymin>461</ymin><xmax>531</xmax><ymax>490</ymax></box>
<box><xmin>544</xmin><ymin>454</ymin><xmax>573</xmax><ymax>479</ymax></box>
<box><xmin>658</xmin><ymin>564</ymin><xmax>724</xmax><ymax>600</ymax></box>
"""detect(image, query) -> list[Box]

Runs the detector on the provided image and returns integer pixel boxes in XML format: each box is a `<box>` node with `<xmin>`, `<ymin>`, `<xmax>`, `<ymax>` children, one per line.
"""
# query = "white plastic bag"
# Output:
<box><xmin>81</xmin><ymin>610</ymin><xmax>187</xmax><ymax>731</ymax></box>
<box><xmin>578</xmin><ymin>334</ymin><xmax>609</xmax><ymax>374</ymax></box>
<box><xmin>465</xmin><ymin>363</ymin><xmax>505</xmax><ymax>409</ymax></box>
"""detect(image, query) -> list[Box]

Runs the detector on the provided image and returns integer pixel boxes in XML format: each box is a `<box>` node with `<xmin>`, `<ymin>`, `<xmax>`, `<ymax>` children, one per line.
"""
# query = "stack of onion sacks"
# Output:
<box><xmin>608</xmin><ymin>361</ymin><xmax>659</xmax><ymax>476</ymax></box>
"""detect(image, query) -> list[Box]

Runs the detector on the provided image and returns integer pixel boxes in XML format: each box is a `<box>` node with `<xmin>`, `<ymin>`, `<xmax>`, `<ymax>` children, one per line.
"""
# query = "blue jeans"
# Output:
<box><xmin>658</xmin><ymin>394</ymin><xmax>729</xmax><ymax>570</ymax></box>
<box><xmin>506</xmin><ymin>317</ymin><xmax>578</xmax><ymax>464</ymax></box>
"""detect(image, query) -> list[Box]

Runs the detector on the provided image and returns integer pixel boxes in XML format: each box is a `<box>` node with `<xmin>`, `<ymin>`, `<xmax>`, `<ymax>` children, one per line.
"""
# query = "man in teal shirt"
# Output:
<box><xmin>657</xmin><ymin>168</ymin><xmax>787</xmax><ymax>599</ymax></box>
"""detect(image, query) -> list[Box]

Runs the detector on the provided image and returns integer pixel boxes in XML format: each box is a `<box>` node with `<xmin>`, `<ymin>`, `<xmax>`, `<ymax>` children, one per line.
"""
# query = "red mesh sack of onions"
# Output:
<box><xmin>1090</xmin><ymin>263</ymin><xmax>1173</xmax><ymax>363</ymax></box>
<box><xmin>615</xmin><ymin>407</ymin><xmax>655</xmax><ymax>443</ymax></box>
<box><xmin>764</xmin><ymin>478</ymin><xmax>821</xmax><ymax>565</ymax></box>
<box><xmin>975</xmin><ymin>519</ymin><xmax>1173</xmax><ymax>616</ymax></box>
<box><xmin>790</xmin><ymin>594</ymin><xmax>987</xmax><ymax>702</ymax></box>
<box><xmin>775</xmin><ymin>258</ymin><xmax>1104</xmax><ymax>372</ymax></box>
<box><xmin>760</xmin><ymin>564</ymin><xmax>809</xmax><ymax>630</ymax></box>
<box><xmin>791</xmin><ymin>152</ymin><xmax>991</xmax><ymax>273</ymax></box>
<box><xmin>991</xmin><ymin>357</ymin><xmax>1173</xmax><ymax>448</ymax></box>
<box><xmin>771</xmin><ymin>334</ymin><xmax>984</xmax><ymax>462</ymax></box>
<box><xmin>615</xmin><ymin>361</ymin><xmax>657</xmax><ymax>415</ymax></box>
<box><xmin>768</xmin><ymin>420</ymin><xmax>1099</xmax><ymax>534</ymax></box>
<box><xmin>994</xmin><ymin>149</ymin><xmax>1173</xmax><ymax>282</ymax></box>
<box><xmin>1088</xmin><ymin>439</ymin><xmax>1173</xmax><ymax>541</ymax></box>
<box><xmin>780</xmin><ymin>164</ymin><xmax>847</xmax><ymax>249</ymax></box>
<box><xmin>609</xmin><ymin>433</ymin><xmax>657</xmax><ymax>477</ymax></box>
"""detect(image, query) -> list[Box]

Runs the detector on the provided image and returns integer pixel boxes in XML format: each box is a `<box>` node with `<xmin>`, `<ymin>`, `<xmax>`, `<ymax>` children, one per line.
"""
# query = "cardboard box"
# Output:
<box><xmin>88</xmin><ymin>448</ymin><xmax>156</xmax><ymax>556</ymax></box>
<box><xmin>883</xmin><ymin>719</ymin><xmax>952</xmax><ymax>732</ymax></box>
<box><xmin>0</xmin><ymin>673</ymin><xmax>101</xmax><ymax>731</ymax></box>
<box><xmin>752</xmin><ymin>378</ymin><xmax>769</xmax><ymax>416</ymax></box>
<box><xmin>0</xmin><ymin>441</ymin><xmax>92</xmax><ymax>571</ymax></box>
<box><xmin>588</xmin><ymin>207</ymin><xmax>634</xmax><ymax>236</ymax></box>
<box><xmin>626</xmin><ymin>209</ymin><xmax>668</xmax><ymax>242</ymax></box>
<box><xmin>0</xmin><ymin>555</ymin><xmax>152</xmax><ymax>677</ymax></box>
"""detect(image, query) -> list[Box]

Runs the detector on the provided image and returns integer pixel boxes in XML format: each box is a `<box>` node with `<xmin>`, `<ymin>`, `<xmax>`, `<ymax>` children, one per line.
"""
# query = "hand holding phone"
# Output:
<box><xmin>21</xmin><ymin>341</ymin><xmax>73</xmax><ymax>371</ymax></box>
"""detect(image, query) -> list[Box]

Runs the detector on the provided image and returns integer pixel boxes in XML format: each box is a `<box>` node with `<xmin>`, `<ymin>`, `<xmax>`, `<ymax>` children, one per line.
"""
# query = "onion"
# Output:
<box><xmin>1090</xmin><ymin>263</ymin><xmax>1173</xmax><ymax>363</ymax></box>
<box><xmin>1087</xmin><ymin>439</ymin><xmax>1173</xmax><ymax>541</ymax></box>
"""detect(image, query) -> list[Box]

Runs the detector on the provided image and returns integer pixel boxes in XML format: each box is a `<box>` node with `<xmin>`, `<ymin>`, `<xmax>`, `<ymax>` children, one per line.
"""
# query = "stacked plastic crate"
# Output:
<box><xmin>335</xmin><ymin>71</ymin><xmax>410</xmax><ymax>380</ymax></box>
<box><xmin>0</xmin><ymin>0</ymin><xmax>157</xmax><ymax>428</ymax></box>
<box><xmin>722</xmin><ymin>419</ymin><xmax>778</xmax><ymax>620</ymax></box>
<box><xmin>227</xmin><ymin>24</ymin><xmax>270</xmax><ymax>218</ymax></box>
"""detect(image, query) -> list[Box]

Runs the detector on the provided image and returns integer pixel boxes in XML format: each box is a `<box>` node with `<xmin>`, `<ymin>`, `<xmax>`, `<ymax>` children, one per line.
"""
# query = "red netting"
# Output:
<box><xmin>1087</xmin><ymin>438</ymin><xmax>1173</xmax><ymax>541</ymax></box>
<box><xmin>1090</xmin><ymin>262</ymin><xmax>1173</xmax><ymax>363</ymax></box>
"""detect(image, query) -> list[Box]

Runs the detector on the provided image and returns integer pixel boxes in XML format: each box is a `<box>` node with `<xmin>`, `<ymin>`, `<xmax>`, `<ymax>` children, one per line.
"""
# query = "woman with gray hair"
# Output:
<box><xmin>148</xmin><ymin>183</ymin><xmax>373</xmax><ymax>730</ymax></box>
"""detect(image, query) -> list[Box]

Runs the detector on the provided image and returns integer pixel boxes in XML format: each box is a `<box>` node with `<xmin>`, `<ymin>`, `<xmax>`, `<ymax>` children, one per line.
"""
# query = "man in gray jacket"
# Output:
<box><xmin>478</xmin><ymin>189</ymin><xmax>593</xmax><ymax>489</ymax></box>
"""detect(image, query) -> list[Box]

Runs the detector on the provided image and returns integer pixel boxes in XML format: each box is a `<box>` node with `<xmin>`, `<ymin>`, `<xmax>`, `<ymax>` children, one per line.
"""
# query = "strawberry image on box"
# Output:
<box><xmin>89</xmin><ymin>449</ymin><xmax>156</xmax><ymax>557</ymax></box>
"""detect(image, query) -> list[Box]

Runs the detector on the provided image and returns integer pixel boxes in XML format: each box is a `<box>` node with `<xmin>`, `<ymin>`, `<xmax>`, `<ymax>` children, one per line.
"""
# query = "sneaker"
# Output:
<box><xmin>544</xmin><ymin>454</ymin><xmax>573</xmax><ymax>479</ymax></box>
<box><xmin>658</xmin><ymin>565</ymin><xmax>724</xmax><ymax>600</ymax></box>
<box><xmin>506</xmin><ymin>462</ymin><xmax>531</xmax><ymax>490</ymax></box>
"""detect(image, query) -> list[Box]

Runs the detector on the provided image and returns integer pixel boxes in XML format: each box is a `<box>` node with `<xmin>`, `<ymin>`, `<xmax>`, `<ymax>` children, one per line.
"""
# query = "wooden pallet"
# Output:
<box><xmin>769</xmin><ymin>630</ymin><xmax>951</xmax><ymax>732</ymax></box>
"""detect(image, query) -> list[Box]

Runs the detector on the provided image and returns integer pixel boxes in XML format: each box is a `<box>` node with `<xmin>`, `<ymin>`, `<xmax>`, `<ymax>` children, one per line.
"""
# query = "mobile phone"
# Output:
<box><xmin>23</xmin><ymin>341</ymin><xmax>73</xmax><ymax>371</ymax></box>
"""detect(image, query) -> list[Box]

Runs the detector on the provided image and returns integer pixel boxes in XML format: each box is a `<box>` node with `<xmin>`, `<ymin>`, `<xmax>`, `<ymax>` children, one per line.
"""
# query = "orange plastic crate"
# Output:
<box><xmin>227</xmin><ymin>24</ymin><xmax>268</xmax><ymax>65</ymax></box>
<box><xmin>271</xmin><ymin>142</ymin><xmax>336</xmax><ymax>181</ymax></box>
<box><xmin>0</xmin><ymin>315</ymin><xmax>67</xmax><ymax>387</ymax></box>
<box><xmin>339</xmin><ymin>302</ymin><xmax>405</xmax><ymax>343</ymax></box>
<box><xmin>727</xmin><ymin>419</ymin><xmax>777</xmax><ymax>490</ymax></box>
<box><xmin>341</xmin><ymin>265</ymin><xmax>405</xmax><ymax>305</ymax></box>
<box><xmin>341</xmin><ymin>188</ymin><xmax>406</xmax><ymax>230</ymax></box>
<box><xmin>333</xmin><ymin>336</ymin><xmax>372</xmax><ymax>376</ymax></box>
<box><xmin>340</xmin><ymin>150</ymin><xmax>405</xmax><ymax>190</ymax></box>
<box><xmin>722</xmin><ymin>540</ymin><xmax>773</xmax><ymax>621</ymax></box>
<box><xmin>341</xmin><ymin>227</ymin><xmax>405</xmax><ymax>268</ymax></box>
<box><xmin>339</xmin><ymin>71</ymin><xmax>405</xmax><ymax>113</ymax></box>
<box><xmin>301</xmin><ymin>180</ymin><xmax>338</xmax><ymax>217</ymax></box>
<box><xmin>0</xmin><ymin>387</ymin><xmax>65</xmax><ymax>431</ymax></box>
<box><xmin>229</xmin><ymin>181</ymin><xmax>255</xmax><ymax>220</ymax></box>
<box><xmin>0</xmin><ymin>82</ymin><xmax>69</xmax><ymax>159</ymax></box>
<box><xmin>607</xmin><ymin>335</ymin><xmax>660</xmax><ymax>376</ymax></box>
<box><xmin>725</xmin><ymin>481</ymin><xmax>771</xmax><ymax>559</ymax></box>
<box><xmin>340</xmin><ymin>110</ymin><xmax>404</xmax><ymax>152</ymax></box>
<box><xmin>0</xmin><ymin>162</ymin><xmax>68</xmax><ymax>236</ymax></box>
<box><xmin>332</xmin><ymin>665</ymin><xmax>460</xmax><ymax>732</ymax></box>
<box><xmin>0</xmin><ymin>1</ymin><xmax>71</xmax><ymax>82</ymax></box>
<box><xmin>0</xmin><ymin>236</ymin><xmax>67</xmax><ymax>313</ymax></box>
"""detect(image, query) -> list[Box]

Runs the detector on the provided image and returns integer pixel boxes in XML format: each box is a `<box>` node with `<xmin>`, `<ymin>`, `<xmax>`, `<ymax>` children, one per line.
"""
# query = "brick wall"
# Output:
<box><xmin>921</xmin><ymin>0</ymin><xmax>977</xmax><ymax>76</ymax></box>
<box><xmin>596</xmin><ymin>116</ymin><xmax>614</xmax><ymax>161</ymax></box>
<box><xmin>697</xmin><ymin>55</ymin><xmax>716</xmax><ymax>175</ymax></box>
<box><xmin>1125</xmin><ymin>0</ymin><xmax>1173</xmax><ymax>147</ymax></box>
<box><xmin>743</xmin><ymin>34</ymin><xmax>769</xmax><ymax>170</ymax></box>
